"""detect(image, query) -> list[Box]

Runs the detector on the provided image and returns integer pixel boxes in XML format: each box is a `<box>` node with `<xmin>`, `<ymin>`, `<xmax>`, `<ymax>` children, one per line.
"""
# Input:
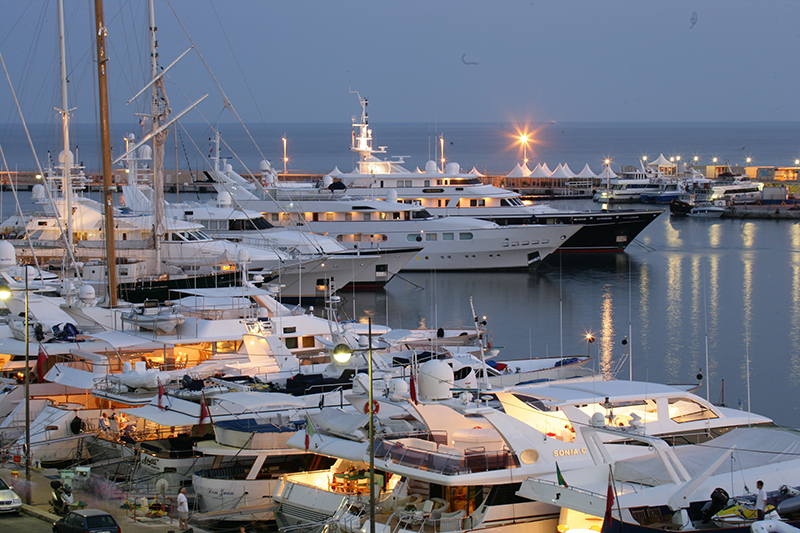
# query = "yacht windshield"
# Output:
<box><xmin>411</xmin><ymin>209</ymin><xmax>433</xmax><ymax>219</ymax></box>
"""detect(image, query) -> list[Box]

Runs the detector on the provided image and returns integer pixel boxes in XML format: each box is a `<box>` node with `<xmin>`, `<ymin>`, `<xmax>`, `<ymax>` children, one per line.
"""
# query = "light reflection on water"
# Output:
<box><xmin>346</xmin><ymin>206</ymin><xmax>800</xmax><ymax>428</ymax></box>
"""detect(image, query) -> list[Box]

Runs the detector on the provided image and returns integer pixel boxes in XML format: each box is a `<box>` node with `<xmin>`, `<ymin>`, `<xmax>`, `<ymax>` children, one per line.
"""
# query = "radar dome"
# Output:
<box><xmin>238</xmin><ymin>249</ymin><xmax>250</xmax><ymax>264</ymax></box>
<box><xmin>425</xmin><ymin>160</ymin><xmax>438</xmax><ymax>173</ymax></box>
<box><xmin>591</xmin><ymin>412</ymin><xmax>605</xmax><ymax>427</ymax></box>
<box><xmin>32</xmin><ymin>184</ymin><xmax>46</xmax><ymax>201</ymax></box>
<box><xmin>123</xmin><ymin>361</ymin><xmax>133</xmax><ymax>372</ymax></box>
<box><xmin>389</xmin><ymin>378</ymin><xmax>409</xmax><ymax>399</ymax></box>
<box><xmin>79</xmin><ymin>284</ymin><xmax>96</xmax><ymax>303</ymax></box>
<box><xmin>0</xmin><ymin>241</ymin><xmax>15</xmax><ymax>269</ymax></box>
<box><xmin>323</xmin><ymin>175</ymin><xmax>333</xmax><ymax>187</ymax></box>
<box><xmin>224</xmin><ymin>163</ymin><xmax>234</xmax><ymax>173</ymax></box>
<box><xmin>126</xmin><ymin>133</ymin><xmax>135</xmax><ymax>141</ymax></box>
<box><xmin>446</xmin><ymin>162</ymin><xmax>460</xmax><ymax>175</ymax></box>
<box><xmin>260</xmin><ymin>160</ymin><xmax>272</xmax><ymax>172</ymax></box>
<box><xmin>418</xmin><ymin>359</ymin><xmax>454</xmax><ymax>401</ymax></box>
<box><xmin>138</xmin><ymin>144</ymin><xmax>152</xmax><ymax>160</ymax></box>
<box><xmin>386</xmin><ymin>189</ymin><xmax>398</xmax><ymax>203</ymax></box>
<box><xmin>58</xmin><ymin>150</ymin><xmax>74</xmax><ymax>165</ymax></box>
<box><xmin>217</xmin><ymin>191</ymin><xmax>232</xmax><ymax>208</ymax></box>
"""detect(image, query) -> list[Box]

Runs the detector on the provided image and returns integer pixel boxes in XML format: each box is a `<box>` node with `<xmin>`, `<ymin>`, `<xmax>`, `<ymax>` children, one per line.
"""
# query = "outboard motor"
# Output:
<box><xmin>702</xmin><ymin>487</ymin><xmax>730</xmax><ymax>523</ymax></box>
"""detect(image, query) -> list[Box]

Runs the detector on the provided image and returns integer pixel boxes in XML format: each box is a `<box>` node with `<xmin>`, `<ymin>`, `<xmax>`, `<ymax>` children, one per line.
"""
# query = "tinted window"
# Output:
<box><xmin>86</xmin><ymin>515</ymin><xmax>118</xmax><ymax>528</ymax></box>
<box><xmin>0</xmin><ymin>478</ymin><xmax>7</xmax><ymax>490</ymax></box>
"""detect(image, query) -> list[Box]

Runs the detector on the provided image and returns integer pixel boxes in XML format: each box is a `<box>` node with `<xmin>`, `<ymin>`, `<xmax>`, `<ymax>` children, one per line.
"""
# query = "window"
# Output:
<box><xmin>283</xmin><ymin>327</ymin><xmax>297</xmax><ymax>334</ymax></box>
<box><xmin>272</xmin><ymin>213</ymin><xmax>280</xmax><ymax>221</ymax></box>
<box><xmin>284</xmin><ymin>337</ymin><xmax>298</xmax><ymax>349</ymax></box>
<box><xmin>459</xmin><ymin>232</ymin><xmax>473</xmax><ymax>240</ymax></box>
<box><xmin>424</xmin><ymin>180</ymin><xmax>430</xmax><ymax>186</ymax></box>
<box><xmin>344</xmin><ymin>213</ymin><xmax>352</xmax><ymax>221</ymax></box>
<box><xmin>363</xmin><ymin>213</ymin><xmax>371</xmax><ymax>221</ymax></box>
<box><xmin>312</xmin><ymin>213</ymin><xmax>319</xmax><ymax>221</ymax></box>
<box><xmin>393</xmin><ymin>212</ymin><xmax>401</xmax><ymax>220</ymax></box>
<box><xmin>443</xmin><ymin>233</ymin><xmax>454</xmax><ymax>241</ymax></box>
<box><xmin>407</xmin><ymin>234</ymin><xmax>423</xmax><ymax>242</ymax></box>
<box><xmin>426</xmin><ymin>233</ymin><xmax>437</xmax><ymax>241</ymax></box>
<box><xmin>326</xmin><ymin>212</ymin><xmax>334</xmax><ymax>221</ymax></box>
<box><xmin>302</xmin><ymin>336</ymin><xmax>316</xmax><ymax>348</ymax></box>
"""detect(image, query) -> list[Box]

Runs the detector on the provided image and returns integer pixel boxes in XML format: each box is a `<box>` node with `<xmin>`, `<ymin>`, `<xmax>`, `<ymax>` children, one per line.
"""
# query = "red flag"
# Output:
<box><xmin>199</xmin><ymin>400</ymin><xmax>209</xmax><ymax>431</ymax></box>
<box><xmin>157</xmin><ymin>380</ymin><xmax>166</xmax><ymax>410</ymax></box>
<box><xmin>36</xmin><ymin>344</ymin><xmax>48</xmax><ymax>383</ymax></box>
<box><xmin>409</xmin><ymin>375</ymin><xmax>417</xmax><ymax>404</ymax></box>
<box><xmin>601</xmin><ymin>468</ymin><xmax>615</xmax><ymax>533</ymax></box>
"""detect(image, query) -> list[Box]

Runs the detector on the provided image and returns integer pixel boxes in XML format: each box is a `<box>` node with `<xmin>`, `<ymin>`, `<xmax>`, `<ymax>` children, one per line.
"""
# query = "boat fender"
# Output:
<box><xmin>70</xmin><ymin>416</ymin><xmax>83</xmax><ymax>435</ymax></box>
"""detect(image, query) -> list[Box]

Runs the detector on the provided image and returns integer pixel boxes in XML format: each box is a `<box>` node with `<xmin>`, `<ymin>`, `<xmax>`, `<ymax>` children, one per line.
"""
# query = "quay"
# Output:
<box><xmin>722</xmin><ymin>202</ymin><xmax>800</xmax><ymax>219</ymax></box>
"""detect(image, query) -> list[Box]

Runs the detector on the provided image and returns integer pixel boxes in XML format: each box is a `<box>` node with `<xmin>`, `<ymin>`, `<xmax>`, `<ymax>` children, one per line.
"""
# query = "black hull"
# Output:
<box><xmin>117</xmin><ymin>271</ymin><xmax>242</xmax><ymax>303</ymax></box>
<box><xmin>606</xmin><ymin>514</ymin><xmax>800</xmax><ymax>533</ymax></box>
<box><xmin>535</xmin><ymin>209</ymin><xmax>664</xmax><ymax>252</ymax></box>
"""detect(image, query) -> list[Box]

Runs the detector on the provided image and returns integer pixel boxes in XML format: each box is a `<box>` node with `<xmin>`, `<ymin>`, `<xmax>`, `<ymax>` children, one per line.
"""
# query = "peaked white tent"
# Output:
<box><xmin>325</xmin><ymin>166</ymin><xmax>343</xmax><ymax>178</ymax></box>
<box><xmin>549</xmin><ymin>164</ymin><xmax>574</xmax><ymax>179</ymax></box>
<box><xmin>561</xmin><ymin>163</ymin><xmax>576</xmax><ymax>177</ymax></box>
<box><xmin>529</xmin><ymin>163</ymin><xmax>552</xmax><ymax>178</ymax></box>
<box><xmin>506</xmin><ymin>163</ymin><xmax>530</xmax><ymax>178</ymax></box>
<box><xmin>469</xmin><ymin>167</ymin><xmax>485</xmax><ymax>177</ymax></box>
<box><xmin>540</xmin><ymin>162</ymin><xmax>554</xmax><ymax>176</ymax></box>
<box><xmin>521</xmin><ymin>163</ymin><xmax>532</xmax><ymax>176</ymax></box>
<box><xmin>575</xmin><ymin>164</ymin><xmax>598</xmax><ymax>179</ymax></box>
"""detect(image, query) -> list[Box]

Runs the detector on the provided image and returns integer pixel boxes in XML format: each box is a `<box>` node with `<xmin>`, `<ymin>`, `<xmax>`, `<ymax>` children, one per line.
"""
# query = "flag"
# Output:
<box><xmin>157</xmin><ymin>380</ymin><xmax>166</xmax><ymax>410</ymax></box>
<box><xmin>36</xmin><ymin>344</ymin><xmax>48</xmax><ymax>383</ymax></box>
<box><xmin>601</xmin><ymin>467</ymin><xmax>615</xmax><ymax>533</ymax></box>
<box><xmin>305</xmin><ymin>414</ymin><xmax>316</xmax><ymax>452</ymax></box>
<box><xmin>409</xmin><ymin>375</ymin><xmax>417</xmax><ymax>405</ymax></box>
<box><xmin>556</xmin><ymin>462</ymin><xmax>568</xmax><ymax>488</ymax></box>
<box><xmin>198</xmin><ymin>391</ymin><xmax>211</xmax><ymax>433</ymax></box>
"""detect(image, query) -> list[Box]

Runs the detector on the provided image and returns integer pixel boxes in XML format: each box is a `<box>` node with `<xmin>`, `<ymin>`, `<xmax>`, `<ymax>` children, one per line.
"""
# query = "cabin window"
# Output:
<box><xmin>312</xmin><ymin>213</ymin><xmax>319</xmax><ymax>221</ymax></box>
<box><xmin>326</xmin><ymin>213</ymin><xmax>334</xmax><ymax>221</ymax></box>
<box><xmin>283</xmin><ymin>327</ymin><xmax>297</xmax><ymax>334</ymax></box>
<box><xmin>271</xmin><ymin>213</ymin><xmax>279</xmax><ymax>221</ymax></box>
<box><xmin>443</xmin><ymin>233</ymin><xmax>454</xmax><ymax>241</ymax></box>
<box><xmin>668</xmin><ymin>398</ymin><xmax>719</xmax><ymax>423</ymax></box>
<box><xmin>345</xmin><ymin>213</ymin><xmax>352</xmax><ymax>221</ymax></box>
<box><xmin>301</xmin><ymin>336</ymin><xmax>316</xmax><ymax>348</ymax></box>
<box><xmin>426</xmin><ymin>233</ymin><xmax>437</xmax><ymax>241</ymax></box>
<box><xmin>459</xmin><ymin>232</ymin><xmax>473</xmax><ymax>240</ymax></box>
<box><xmin>424</xmin><ymin>180</ymin><xmax>430</xmax><ymax>186</ymax></box>
<box><xmin>122</xmin><ymin>233</ymin><xmax>127</xmax><ymax>240</ymax></box>
<box><xmin>392</xmin><ymin>212</ymin><xmax>401</xmax><ymax>220</ymax></box>
<box><xmin>407</xmin><ymin>234</ymin><xmax>423</xmax><ymax>242</ymax></box>
<box><xmin>363</xmin><ymin>213</ymin><xmax>371</xmax><ymax>221</ymax></box>
<box><xmin>469</xmin><ymin>199</ymin><xmax>486</xmax><ymax>207</ymax></box>
<box><xmin>284</xmin><ymin>337</ymin><xmax>298</xmax><ymax>349</ymax></box>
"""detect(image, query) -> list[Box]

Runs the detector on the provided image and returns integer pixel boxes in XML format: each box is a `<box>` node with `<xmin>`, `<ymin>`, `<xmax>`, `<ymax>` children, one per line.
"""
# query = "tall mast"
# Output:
<box><xmin>57</xmin><ymin>0</ymin><xmax>72</xmax><ymax>243</ymax></box>
<box><xmin>149</xmin><ymin>0</ymin><xmax>169</xmax><ymax>273</ymax></box>
<box><xmin>94</xmin><ymin>0</ymin><xmax>117</xmax><ymax>306</ymax></box>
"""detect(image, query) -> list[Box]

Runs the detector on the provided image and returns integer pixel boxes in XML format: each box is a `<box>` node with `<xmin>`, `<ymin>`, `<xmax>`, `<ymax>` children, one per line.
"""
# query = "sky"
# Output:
<box><xmin>0</xmin><ymin>0</ymin><xmax>798</xmax><ymax>126</ymax></box>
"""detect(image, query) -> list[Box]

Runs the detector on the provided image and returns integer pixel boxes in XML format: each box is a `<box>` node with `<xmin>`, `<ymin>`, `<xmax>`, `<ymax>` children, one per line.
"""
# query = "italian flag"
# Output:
<box><xmin>305</xmin><ymin>414</ymin><xmax>316</xmax><ymax>451</ymax></box>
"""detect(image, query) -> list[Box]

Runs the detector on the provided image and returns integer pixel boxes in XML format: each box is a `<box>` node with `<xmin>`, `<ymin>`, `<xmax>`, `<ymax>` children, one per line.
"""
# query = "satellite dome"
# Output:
<box><xmin>591</xmin><ymin>412</ymin><xmax>605</xmax><ymax>427</ymax></box>
<box><xmin>418</xmin><ymin>359</ymin><xmax>454</xmax><ymax>401</ymax></box>
<box><xmin>58</xmin><ymin>150</ymin><xmax>74</xmax><ymax>165</ymax></box>
<box><xmin>323</xmin><ymin>175</ymin><xmax>333</xmax><ymax>187</ymax></box>
<box><xmin>78</xmin><ymin>284</ymin><xmax>96</xmax><ymax>303</ymax></box>
<box><xmin>123</xmin><ymin>361</ymin><xmax>133</xmax><ymax>372</ymax></box>
<box><xmin>386</xmin><ymin>189</ymin><xmax>398</xmax><ymax>203</ymax></box>
<box><xmin>217</xmin><ymin>191</ymin><xmax>232</xmax><ymax>208</ymax></box>
<box><xmin>32</xmin><ymin>184</ymin><xmax>46</xmax><ymax>201</ymax></box>
<box><xmin>237</xmin><ymin>248</ymin><xmax>250</xmax><ymax>264</ymax></box>
<box><xmin>224</xmin><ymin>163</ymin><xmax>233</xmax><ymax>173</ymax></box>
<box><xmin>425</xmin><ymin>160</ymin><xmax>438</xmax><ymax>173</ymax></box>
<box><xmin>445</xmin><ymin>162</ymin><xmax>460</xmax><ymax>175</ymax></box>
<box><xmin>138</xmin><ymin>144</ymin><xmax>152</xmax><ymax>160</ymax></box>
<box><xmin>260</xmin><ymin>160</ymin><xmax>272</xmax><ymax>172</ymax></box>
<box><xmin>0</xmin><ymin>241</ymin><xmax>15</xmax><ymax>269</ymax></box>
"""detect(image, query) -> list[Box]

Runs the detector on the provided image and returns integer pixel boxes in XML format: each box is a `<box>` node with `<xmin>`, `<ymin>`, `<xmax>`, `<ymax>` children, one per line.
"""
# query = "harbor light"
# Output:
<box><xmin>746</xmin><ymin>157</ymin><xmax>752</xmax><ymax>164</ymax></box>
<box><xmin>713</xmin><ymin>157</ymin><xmax>718</xmax><ymax>164</ymax></box>
<box><xmin>519</xmin><ymin>134</ymin><xmax>530</xmax><ymax>165</ymax></box>
<box><xmin>585</xmin><ymin>333</ymin><xmax>595</xmax><ymax>357</ymax></box>
<box><xmin>332</xmin><ymin>343</ymin><xmax>353</xmax><ymax>364</ymax></box>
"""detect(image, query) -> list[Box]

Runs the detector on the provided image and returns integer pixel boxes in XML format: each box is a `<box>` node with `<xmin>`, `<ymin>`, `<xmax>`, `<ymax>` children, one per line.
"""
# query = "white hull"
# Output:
<box><xmin>193</xmin><ymin>474</ymin><xmax>281</xmax><ymax>512</ymax></box>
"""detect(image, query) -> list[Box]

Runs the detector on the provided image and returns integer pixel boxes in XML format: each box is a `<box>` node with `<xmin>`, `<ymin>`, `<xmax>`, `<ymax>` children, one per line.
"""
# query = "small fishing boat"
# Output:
<box><xmin>687</xmin><ymin>203</ymin><xmax>725</xmax><ymax>218</ymax></box>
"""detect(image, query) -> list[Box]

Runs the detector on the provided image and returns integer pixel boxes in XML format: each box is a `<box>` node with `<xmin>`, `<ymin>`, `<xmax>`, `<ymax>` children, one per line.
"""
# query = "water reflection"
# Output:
<box><xmin>791</xmin><ymin>224</ymin><xmax>800</xmax><ymax>387</ymax></box>
<box><xmin>599</xmin><ymin>284</ymin><xmax>614</xmax><ymax>375</ymax></box>
<box><xmin>664</xmin><ymin>256</ymin><xmax>684</xmax><ymax>381</ymax></box>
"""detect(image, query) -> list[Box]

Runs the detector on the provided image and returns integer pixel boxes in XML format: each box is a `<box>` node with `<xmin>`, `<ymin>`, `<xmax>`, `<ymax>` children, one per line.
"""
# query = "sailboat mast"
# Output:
<box><xmin>57</xmin><ymin>0</ymin><xmax>72</xmax><ymax>243</ymax></box>
<box><xmin>94</xmin><ymin>0</ymin><xmax>118</xmax><ymax>306</ymax></box>
<box><xmin>149</xmin><ymin>0</ymin><xmax>166</xmax><ymax>273</ymax></box>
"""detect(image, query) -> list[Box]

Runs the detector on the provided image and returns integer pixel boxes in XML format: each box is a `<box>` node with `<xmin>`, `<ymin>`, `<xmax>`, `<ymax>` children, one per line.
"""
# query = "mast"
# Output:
<box><xmin>149</xmin><ymin>0</ymin><xmax>169</xmax><ymax>273</ymax></box>
<box><xmin>94</xmin><ymin>0</ymin><xmax>117</xmax><ymax>306</ymax></box>
<box><xmin>57</xmin><ymin>0</ymin><xmax>72</xmax><ymax>244</ymax></box>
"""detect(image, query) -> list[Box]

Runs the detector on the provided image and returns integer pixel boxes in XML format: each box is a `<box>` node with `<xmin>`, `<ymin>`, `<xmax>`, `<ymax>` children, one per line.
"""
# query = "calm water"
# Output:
<box><xmin>2</xmin><ymin>122</ymin><xmax>800</xmax><ymax>428</ymax></box>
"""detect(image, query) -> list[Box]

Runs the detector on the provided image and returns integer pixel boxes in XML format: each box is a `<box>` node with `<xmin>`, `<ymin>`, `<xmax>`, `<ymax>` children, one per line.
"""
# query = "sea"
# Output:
<box><xmin>2</xmin><ymin>121</ymin><xmax>800</xmax><ymax>427</ymax></box>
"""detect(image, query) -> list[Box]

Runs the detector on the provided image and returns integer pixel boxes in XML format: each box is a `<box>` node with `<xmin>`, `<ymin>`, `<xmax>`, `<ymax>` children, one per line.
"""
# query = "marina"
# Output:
<box><xmin>0</xmin><ymin>2</ymin><xmax>799</xmax><ymax>533</ymax></box>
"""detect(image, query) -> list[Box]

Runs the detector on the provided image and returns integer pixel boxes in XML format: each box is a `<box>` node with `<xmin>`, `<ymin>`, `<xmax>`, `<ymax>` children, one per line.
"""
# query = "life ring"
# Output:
<box><xmin>364</xmin><ymin>400</ymin><xmax>380</xmax><ymax>414</ymax></box>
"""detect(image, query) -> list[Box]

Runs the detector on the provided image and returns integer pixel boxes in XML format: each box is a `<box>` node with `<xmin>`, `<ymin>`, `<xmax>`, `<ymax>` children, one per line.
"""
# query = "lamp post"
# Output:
<box><xmin>519</xmin><ymin>134</ymin><xmax>529</xmax><ymax>166</ymax></box>
<box><xmin>439</xmin><ymin>134</ymin><xmax>445</xmax><ymax>172</ymax></box>
<box><xmin>585</xmin><ymin>332</ymin><xmax>595</xmax><ymax>357</ymax></box>
<box><xmin>0</xmin><ymin>274</ymin><xmax>30</xmax><ymax>503</ymax></box>
<box><xmin>282</xmin><ymin>134</ymin><xmax>287</xmax><ymax>179</ymax></box>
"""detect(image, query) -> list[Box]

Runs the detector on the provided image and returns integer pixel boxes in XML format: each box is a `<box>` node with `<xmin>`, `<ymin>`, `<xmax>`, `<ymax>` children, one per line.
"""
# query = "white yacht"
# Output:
<box><xmin>205</xmin><ymin>171</ymin><xmax>580</xmax><ymax>270</ymax></box>
<box><xmin>272</xmin><ymin>362</ymin><xmax>771</xmax><ymax>533</ymax></box>
<box><xmin>331</xmin><ymin>94</ymin><xmax>663</xmax><ymax>253</ymax></box>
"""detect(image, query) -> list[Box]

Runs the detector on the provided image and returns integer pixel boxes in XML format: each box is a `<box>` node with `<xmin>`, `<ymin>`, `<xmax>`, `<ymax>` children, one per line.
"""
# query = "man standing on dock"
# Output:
<box><xmin>756</xmin><ymin>480</ymin><xmax>767</xmax><ymax>520</ymax></box>
<box><xmin>177</xmin><ymin>487</ymin><xmax>189</xmax><ymax>529</ymax></box>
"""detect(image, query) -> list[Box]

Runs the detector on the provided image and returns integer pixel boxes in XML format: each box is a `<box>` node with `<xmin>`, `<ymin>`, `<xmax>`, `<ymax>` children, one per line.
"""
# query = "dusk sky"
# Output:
<box><xmin>0</xmin><ymin>1</ymin><xmax>798</xmax><ymax>126</ymax></box>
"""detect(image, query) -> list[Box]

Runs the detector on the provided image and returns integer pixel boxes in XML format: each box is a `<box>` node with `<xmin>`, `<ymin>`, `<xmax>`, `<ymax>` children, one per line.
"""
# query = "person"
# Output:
<box><xmin>98</xmin><ymin>412</ymin><xmax>110</xmax><ymax>433</ymax></box>
<box><xmin>177</xmin><ymin>487</ymin><xmax>189</xmax><ymax>529</ymax></box>
<box><xmin>561</xmin><ymin>424</ymin><xmax>575</xmax><ymax>442</ymax></box>
<box><xmin>756</xmin><ymin>480</ymin><xmax>767</xmax><ymax>520</ymax></box>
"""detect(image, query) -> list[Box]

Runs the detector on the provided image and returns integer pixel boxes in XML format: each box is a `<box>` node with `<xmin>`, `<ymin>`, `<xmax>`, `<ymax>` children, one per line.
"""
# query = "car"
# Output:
<box><xmin>52</xmin><ymin>509</ymin><xmax>121</xmax><ymax>533</ymax></box>
<box><xmin>0</xmin><ymin>477</ymin><xmax>22</xmax><ymax>514</ymax></box>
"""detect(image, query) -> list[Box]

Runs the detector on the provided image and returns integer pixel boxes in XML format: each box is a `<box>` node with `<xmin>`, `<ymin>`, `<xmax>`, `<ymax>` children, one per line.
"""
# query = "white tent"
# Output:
<box><xmin>598</xmin><ymin>165</ymin><xmax>619</xmax><ymax>179</ymax></box>
<box><xmin>469</xmin><ymin>167</ymin><xmax>485</xmax><ymax>177</ymax></box>
<box><xmin>575</xmin><ymin>164</ymin><xmax>598</xmax><ymax>179</ymax></box>
<box><xmin>549</xmin><ymin>164</ymin><xmax>574</xmax><ymax>179</ymax></box>
<box><xmin>521</xmin><ymin>163</ymin><xmax>532</xmax><ymax>176</ymax></box>
<box><xmin>540</xmin><ymin>162</ymin><xmax>554</xmax><ymax>176</ymax></box>
<box><xmin>648</xmin><ymin>154</ymin><xmax>672</xmax><ymax>167</ymax></box>
<box><xmin>325</xmin><ymin>167</ymin><xmax>343</xmax><ymax>178</ymax></box>
<box><xmin>529</xmin><ymin>163</ymin><xmax>552</xmax><ymax>178</ymax></box>
<box><xmin>506</xmin><ymin>163</ymin><xmax>530</xmax><ymax>178</ymax></box>
<box><xmin>561</xmin><ymin>163</ymin><xmax>576</xmax><ymax>177</ymax></box>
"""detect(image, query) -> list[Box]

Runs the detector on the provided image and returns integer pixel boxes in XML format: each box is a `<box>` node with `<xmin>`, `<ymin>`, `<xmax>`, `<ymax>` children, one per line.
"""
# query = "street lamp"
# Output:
<box><xmin>746</xmin><ymin>157</ymin><xmax>752</xmax><ymax>165</ymax></box>
<box><xmin>282</xmin><ymin>134</ymin><xmax>288</xmax><ymax>179</ymax></box>
<box><xmin>331</xmin><ymin>343</ymin><xmax>353</xmax><ymax>364</ymax></box>
<box><xmin>0</xmin><ymin>275</ymin><xmax>30</xmax><ymax>503</ymax></box>
<box><xmin>585</xmin><ymin>333</ymin><xmax>595</xmax><ymax>357</ymax></box>
<box><xmin>519</xmin><ymin>134</ymin><xmax>530</xmax><ymax>165</ymax></box>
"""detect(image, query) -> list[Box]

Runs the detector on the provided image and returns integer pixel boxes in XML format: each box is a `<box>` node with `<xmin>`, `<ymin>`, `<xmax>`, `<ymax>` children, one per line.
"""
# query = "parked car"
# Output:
<box><xmin>0</xmin><ymin>477</ymin><xmax>22</xmax><ymax>513</ymax></box>
<box><xmin>52</xmin><ymin>509</ymin><xmax>121</xmax><ymax>533</ymax></box>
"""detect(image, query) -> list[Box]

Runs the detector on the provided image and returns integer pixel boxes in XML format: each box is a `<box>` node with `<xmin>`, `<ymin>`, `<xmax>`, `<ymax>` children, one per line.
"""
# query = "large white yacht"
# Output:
<box><xmin>331</xmin><ymin>94</ymin><xmax>663</xmax><ymax>252</ymax></box>
<box><xmin>204</xmin><ymin>163</ymin><xmax>580</xmax><ymax>270</ymax></box>
<box><xmin>272</xmin><ymin>361</ymin><xmax>772</xmax><ymax>533</ymax></box>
